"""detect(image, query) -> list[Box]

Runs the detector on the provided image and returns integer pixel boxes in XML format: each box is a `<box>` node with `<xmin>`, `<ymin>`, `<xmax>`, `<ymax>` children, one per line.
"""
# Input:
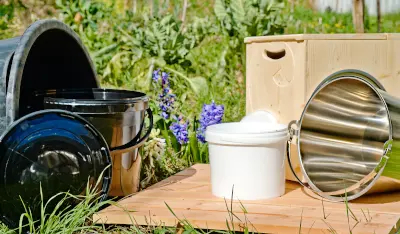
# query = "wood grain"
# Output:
<box><xmin>245</xmin><ymin>34</ymin><xmax>400</xmax><ymax>183</ymax></box>
<box><xmin>94</xmin><ymin>164</ymin><xmax>400</xmax><ymax>234</ymax></box>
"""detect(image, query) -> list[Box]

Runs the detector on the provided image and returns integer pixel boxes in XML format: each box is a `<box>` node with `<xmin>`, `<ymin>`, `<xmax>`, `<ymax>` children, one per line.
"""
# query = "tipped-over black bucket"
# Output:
<box><xmin>34</xmin><ymin>88</ymin><xmax>153</xmax><ymax>196</ymax></box>
<box><xmin>0</xmin><ymin>19</ymin><xmax>99</xmax><ymax>132</ymax></box>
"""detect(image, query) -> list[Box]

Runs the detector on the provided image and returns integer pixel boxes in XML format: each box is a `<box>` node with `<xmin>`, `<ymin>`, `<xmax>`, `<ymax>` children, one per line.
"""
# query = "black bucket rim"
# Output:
<box><xmin>6</xmin><ymin>19</ymin><xmax>99</xmax><ymax>124</ymax></box>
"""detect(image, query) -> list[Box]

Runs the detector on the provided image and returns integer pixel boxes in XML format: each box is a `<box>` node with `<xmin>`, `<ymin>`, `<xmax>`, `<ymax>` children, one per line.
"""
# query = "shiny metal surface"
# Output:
<box><xmin>37</xmin><ymin>88</ymin><xmax>153</xmax><ymax>197</ymax></box>
<box><xmin>288</xmin><ymin>70</ymin><xmax>400</xmax><ymax>201</ymax></box>
<box><xmin>80</xmin><ymin>112</ymin><xmax>144</xmax><ymax>196</ymax></box>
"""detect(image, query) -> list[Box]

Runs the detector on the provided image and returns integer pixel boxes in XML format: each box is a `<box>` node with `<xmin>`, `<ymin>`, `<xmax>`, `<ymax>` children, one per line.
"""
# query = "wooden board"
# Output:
<box><xmin>244</xmin><ymin>33</ymin><xmax>400</xmax><ymax>43</ymax></box>
<box><xmin>94</xmin><ymin>164</ymin><xmax>400</xmax><ymax>234</ymax></box>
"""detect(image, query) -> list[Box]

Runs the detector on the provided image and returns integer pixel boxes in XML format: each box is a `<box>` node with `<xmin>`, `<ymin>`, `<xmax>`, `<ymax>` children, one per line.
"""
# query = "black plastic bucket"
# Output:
<box><xmin>0</xmin><ymin>19</ymin><xmax>99</xmax><ymax>133</ymax></box>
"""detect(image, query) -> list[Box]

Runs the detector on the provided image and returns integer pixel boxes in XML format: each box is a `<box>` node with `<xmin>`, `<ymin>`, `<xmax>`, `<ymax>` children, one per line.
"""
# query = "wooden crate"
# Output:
<box><xmin>94</xmin><ymin>164</ymin><xmax>400</xmax><ymax>234</ymax></box>
<box><xmin>245</xmin><ymin>33</ymin><xmax>400</xmax><ymax>182</ymax></box>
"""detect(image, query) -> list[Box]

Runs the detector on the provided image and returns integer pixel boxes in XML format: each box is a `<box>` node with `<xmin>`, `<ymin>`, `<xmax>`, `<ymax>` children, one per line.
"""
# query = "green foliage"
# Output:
<box><xmin>284</xmin><ymin>0</ymin><xmax>400</xmax><ymax>34</ymax></box>
<box><xmin>285</xmin><ymin>3</ymin><xmax>355</xmax><ymax>34</ymax></box>
<box><xmin>56</xmin><ymin>0</ymin><xmax>120</xmax><ymax>83</ymax></box>
<box><xmin>214</xmin><ymin>0</ymin><xmax>286</xmax><ymax>83</ymax></box>
<box><xmin>215</xmin><ymin>0</ymin><xmax>286</xmax><ymax>39</ymax></box>
<box><xmin>0</xmin><ymin>2</ymin><xmax>16</xmax><ymax>39</ymax></box>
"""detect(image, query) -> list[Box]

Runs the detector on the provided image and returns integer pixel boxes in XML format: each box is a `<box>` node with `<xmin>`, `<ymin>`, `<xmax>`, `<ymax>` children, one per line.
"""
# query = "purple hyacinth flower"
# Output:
<box><xmin>196</xmin><ymin>132</ymin><xmax>206</xmax><ymax>144</ymax></box>
<box><xmin>161</xmin><ymin>72</ymin><xmax>169</xmax><ymax>85</ymax></box>
<box><xmin>163</xmin><ymin>87</ymin><xmax>170</xmax><ymax>94</ymax></box>
<box><xmin>170</xmin><ymin>120</ymin><xmax>189</xmax><ymax>144</ymax></box>
<box><xmin>196</xmin><ymin>101</ymin><xmax>224</xmax><ymax>143</ymax></box>
<box><xmin>161</xmin><ymin>112</ymin><xmax>169</xmax><ymax>119</ymax></box>
<box><xmin>155</xmin><ymin>69</ymin><xmax>175</xmax><ymax>120</ymax></box>
<box><xmin>152</xmin><ymin>68</ymin><xmax>161</xmax><ymax>82</ymax></box>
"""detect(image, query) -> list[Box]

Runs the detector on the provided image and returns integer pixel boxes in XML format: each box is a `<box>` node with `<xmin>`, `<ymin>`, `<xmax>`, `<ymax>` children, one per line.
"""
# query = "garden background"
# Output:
<box><xmin>1</xmin><ymin>0</ymin><xmax>400</xmax><ymax>233</ymax></box>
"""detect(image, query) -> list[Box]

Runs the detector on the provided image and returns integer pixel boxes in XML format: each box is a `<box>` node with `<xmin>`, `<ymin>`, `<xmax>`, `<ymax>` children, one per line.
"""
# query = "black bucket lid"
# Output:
<box><xmin>0</xmin><ymin>109</ymin><xmax>111</xmax><ymax>229</ymax></box>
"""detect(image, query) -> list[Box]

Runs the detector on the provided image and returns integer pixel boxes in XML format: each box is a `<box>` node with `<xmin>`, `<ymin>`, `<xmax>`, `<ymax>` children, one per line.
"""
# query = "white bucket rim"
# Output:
<box><xmin>205</xmin><ymin>122</ymin><xmax>288</xmax><ymax>145</ymax></box>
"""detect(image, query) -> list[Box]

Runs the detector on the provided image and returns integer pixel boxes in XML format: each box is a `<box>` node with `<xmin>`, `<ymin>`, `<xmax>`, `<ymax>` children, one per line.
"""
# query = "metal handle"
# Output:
<box><xmin>286</xmin><ymin>138</ymin><xmax>310</xmax><ymax>189</ymax></box>
<box><xmin>286</xmin><ymin>120</ymin><xmax>314</xmax><ymax>190</ymax></box>
<box><xmin>110</xmin><ymin>108</ymin><xmax>153</xmax><ymax>154</ymax></box>
<box><xmin>286</xmin><ymin>120</ymin><xmax>334</xmax><ymax>201</ymax></box>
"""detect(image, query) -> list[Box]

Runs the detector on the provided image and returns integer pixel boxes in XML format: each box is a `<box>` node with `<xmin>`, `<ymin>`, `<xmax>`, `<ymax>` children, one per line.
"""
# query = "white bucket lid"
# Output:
<box><xmin>205</xmin><ymin>122</ymin><xmax>288</xmax><ymax>145</ymax></box>
<box><xmin>240</xmin><ymin>110</ymin><xmax>278</xmax><ymax>124</ymax></box>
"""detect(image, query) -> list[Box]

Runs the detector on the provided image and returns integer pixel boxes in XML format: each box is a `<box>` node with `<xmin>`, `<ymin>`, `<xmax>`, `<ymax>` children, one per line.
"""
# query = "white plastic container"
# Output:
<box><xmin>206</xmin><ymin>122</ymin><xmax>288</xmax><ymax>200</ymax></box>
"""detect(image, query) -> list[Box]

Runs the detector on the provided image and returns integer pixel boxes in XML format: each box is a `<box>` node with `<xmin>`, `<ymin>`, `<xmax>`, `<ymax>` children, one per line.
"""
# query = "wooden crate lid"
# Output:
<box><xmin>244</xmin><ymin>33</ymin><xmax>400</xmax><ymax>43</ymax></box>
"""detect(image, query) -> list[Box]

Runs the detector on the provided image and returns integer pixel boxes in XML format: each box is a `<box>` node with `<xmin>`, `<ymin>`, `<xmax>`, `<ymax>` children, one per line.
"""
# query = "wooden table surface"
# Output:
<box><xmin>94</xmin><ymin>164</ymin><xmax>400</xmax><ymax>234</ymax></box>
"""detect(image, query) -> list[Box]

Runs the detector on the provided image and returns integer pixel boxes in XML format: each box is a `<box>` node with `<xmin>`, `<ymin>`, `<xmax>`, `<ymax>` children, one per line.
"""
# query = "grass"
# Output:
<box><xmin>1</xmin><ymin>180</ymin><xmax>259</xmax><ymax>233</ymax></box>
<box><xmin>1</xmin><ymin>176</ymin><xmax>390</xmax><ymax>234</ymax></box>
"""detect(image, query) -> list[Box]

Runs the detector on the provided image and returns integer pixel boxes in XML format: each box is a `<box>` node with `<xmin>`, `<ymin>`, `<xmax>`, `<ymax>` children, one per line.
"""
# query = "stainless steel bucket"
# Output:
<box><xmin>34</xmin><ymin>88</ymin><xmax>153</xmax><ymax>197</ymax></box>
<box><xmin>287</xmin><ymin>70</ymin><xmax>400</xmax><ymax>201</ymax></box>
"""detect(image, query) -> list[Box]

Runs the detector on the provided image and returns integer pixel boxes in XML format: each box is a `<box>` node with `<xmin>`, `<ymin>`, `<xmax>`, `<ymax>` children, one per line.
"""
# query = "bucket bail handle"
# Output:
<box><xmin>286</xmin><ymin>120</ymin><xmax>309</xmax><ymax>189</ymax></box>
<box><xmin>287</xmin><ymin>121</ymin><xmax>350</xmax><ymax>202</ymax></box>
<box><xmin>286</xmin><ymin>120</ymin><xmax>325</xmax><ymax>198</ymax></box>
<box><xmin>110</xmin><ymin>108</ymin><xmax>154</xmax><ymax>154</ymax></box>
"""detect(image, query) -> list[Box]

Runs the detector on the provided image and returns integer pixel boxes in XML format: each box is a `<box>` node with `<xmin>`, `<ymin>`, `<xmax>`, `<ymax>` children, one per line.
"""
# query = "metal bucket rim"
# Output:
<box><xmin>38</xmin><ymin>88</ymin><xmax>149</xmax><ymax>113</ymax></box>
<box><xmin>42</xmin><ymin>93</ymin><xmax>149</xmax><ymax>104</ymax></box>
<box><xmin>34</xmin><ymin>88</ymin><xmax>148</xmax><ymax>100</ymax></box>
<box><xmin>44</xmin><ymin>100</ymin><xmax>149</xmax><ymax>114</ymax></box>
<box><xmin>295</xmin><ymin>69</ymin><xmax>393</xmax><ymax>201</ymax></box>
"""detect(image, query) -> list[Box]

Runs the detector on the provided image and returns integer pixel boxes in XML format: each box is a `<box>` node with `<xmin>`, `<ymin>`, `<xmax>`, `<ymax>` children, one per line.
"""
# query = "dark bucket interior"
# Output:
<box><xmin>18</xmin><ymin>29</ymin><xmax>98</xmax><ymax>117</ymax></box>
<box><xmin>299</xmin><ymin>78</ymin><xmax>390</xmax><ymax>198</ymax></box>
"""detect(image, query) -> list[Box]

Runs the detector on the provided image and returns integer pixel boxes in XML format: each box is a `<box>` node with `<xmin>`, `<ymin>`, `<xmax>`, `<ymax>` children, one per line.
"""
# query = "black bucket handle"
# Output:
<box><xmin>109</xmin><ymin>108</ymin><xmax>153</xmax><ymax>154</ymax></box>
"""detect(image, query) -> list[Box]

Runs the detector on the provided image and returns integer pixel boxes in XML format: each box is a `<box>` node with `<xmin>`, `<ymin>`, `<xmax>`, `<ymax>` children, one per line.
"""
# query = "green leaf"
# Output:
<box><xmin>214</xmin><ymin>0</ymin><xmax>228</xmax><ymax>22</ymax></box>
<box><xmin>55</xmin><ymin>0</ymin><xmax>63</xmax><ymax>7</ymax></box>
<box><xmin>187</xmin><ymin>76</ymin><xmax>209</xmax><ymax>96</ymax></box>
<box><xmin>189</xmin><ymin>132</ymin><xmax>200</xmax><ymax>162</ymax></box>
<box><xmin>230</xmin><ymin>0</ymin><xmax>246</xmax><ymax>24</ymax></box>
<box><xmin>180</xmin><ymin>92</ymin><xmax>188</xmax><ymax>102</ymax></box>
<box><xmin>260</xmin><ymin>0</ymin><xmax>269</xmax><ymax>9</ymax></box>
<box><xmin>200</xmin><ymin>143</ymin><xmax>209</xmax><ymax>163</ymax></box>
<box><xmin>92</xmin><ymin>43</ymin><xmax>118</xmax><ymax>58</ymax></box>
<box><xmin>152</xmin><ymin>0</ymin><xmax>160</xmax><ymax>18</ymax></box>
<box><xmin>153</xmin><ymin>114</ymin><xmax>163</xmax><ymax>126</ymax></box>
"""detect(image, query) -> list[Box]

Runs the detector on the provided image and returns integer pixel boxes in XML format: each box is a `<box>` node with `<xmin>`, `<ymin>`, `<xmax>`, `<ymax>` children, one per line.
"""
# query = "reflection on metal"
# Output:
<box><xmin>287</xmin><ymin>70</ymin><xmax>400</xmax><ymax>201</ymax></box>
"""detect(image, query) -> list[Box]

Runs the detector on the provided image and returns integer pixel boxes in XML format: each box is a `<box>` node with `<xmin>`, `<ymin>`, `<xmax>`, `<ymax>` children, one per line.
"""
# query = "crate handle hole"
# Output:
<box><xmin>264</xmin><ymin>49</ymin><xmax>286</xmax><ymax>60</ymax></box>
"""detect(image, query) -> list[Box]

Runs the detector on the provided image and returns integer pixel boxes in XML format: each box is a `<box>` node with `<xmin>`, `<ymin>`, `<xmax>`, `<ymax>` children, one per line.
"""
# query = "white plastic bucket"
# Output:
<box><xmin>206</xmin><ymin>122</ymin><xmax>288</xmax><ymax>200</ymax></box>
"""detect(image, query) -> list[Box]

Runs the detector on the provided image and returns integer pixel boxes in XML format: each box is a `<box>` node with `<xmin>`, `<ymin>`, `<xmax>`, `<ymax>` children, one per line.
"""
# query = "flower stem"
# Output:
<box><xmin>162</xmin><ymin>121</ymin><xmax>172</xmax><ymax>149</ymax></box>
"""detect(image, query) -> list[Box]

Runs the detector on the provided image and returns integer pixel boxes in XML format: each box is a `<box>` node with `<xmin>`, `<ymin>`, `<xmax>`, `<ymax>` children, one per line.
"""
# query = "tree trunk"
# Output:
<box><xmin>132</xmin><ymin>0</ymin><xmax>137</xmax><ymax>14</ymax></box>
<box><xmin>377</xmin><ymin>0</ymin><xmax>381</xmax><ymax>32</ymax></box>
<box><xmin>352</xmin><ymin>0</ymin><xmax>365</xmax><ymax>33</ymax></box>
<box><xmin>124</xmin><ymin>0</ymin><xmax>129</xmax><ymax>12</ymax></box>
<box><xmin>307</xmin><ymin>0</ymin><xmax>316</xmax><ymax>11</ymax></box>
<box><xmin>181</xmin><ymin>0</ymin><xmax>188</xmax><ymax>23</ymax></box>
